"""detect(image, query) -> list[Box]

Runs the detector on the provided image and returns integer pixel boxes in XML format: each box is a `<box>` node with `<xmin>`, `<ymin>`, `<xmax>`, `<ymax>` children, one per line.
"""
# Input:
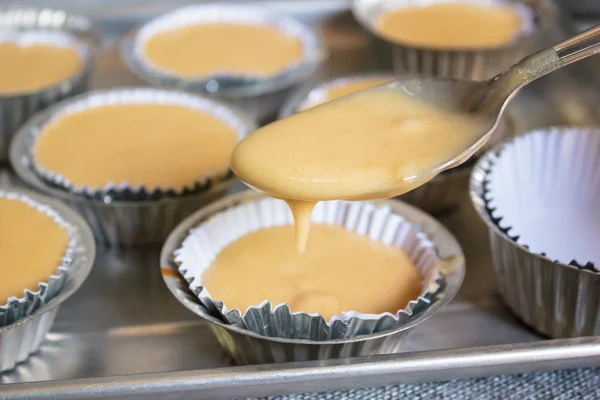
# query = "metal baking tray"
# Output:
<box><xmin>2</xmin><ymin>1</ymin><xmax>600</xmax><ymax>399</ymax></box>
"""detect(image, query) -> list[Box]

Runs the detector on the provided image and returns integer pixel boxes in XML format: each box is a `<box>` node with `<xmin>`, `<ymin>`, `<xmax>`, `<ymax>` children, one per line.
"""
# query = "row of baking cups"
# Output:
<box><xmin>0</xmin><ymin>188</ymin><xmax>95</xmax><ymax>372</ymax></box>
<box><xmin>10</xmin><ymin>87</ymin><xmax>257</xmax><ymax>247</ymax></box>
<box><xmin>0</xmin><ymin>8</ymin><xmax>99</xmax><ymax>164</ymax></box>
<box><xmin>471</xmin><ymin>126</ymin><xmax>600</xmax><ymax>338</ymax></box>
<box><xmin>350</xmin><ymin>0</ymin><xmax>538</xmax><ymax>80</ymax></box>
<box><xmin>161</xmin><ymin>191</ymin><xmax>465</xmax><ymax>364</ymax></box>
<box><xmin>280</xmin><ymin>72</ymin><xmax>517</xmax><ymax>215</ymax></box>
<box><xmin>121</xmin><ymin>3</ymin><xmax>327</xmax><ymax>123</ymax></box>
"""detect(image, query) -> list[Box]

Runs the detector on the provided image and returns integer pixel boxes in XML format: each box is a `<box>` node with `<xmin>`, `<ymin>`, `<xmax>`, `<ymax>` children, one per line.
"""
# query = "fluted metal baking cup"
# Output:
<box><xmin>10</xmin><ymin>89</ymin><xmax>257</xmax><ymax>247</ymax></box>
<box><xmin>351</xmin><ymin>0</ymin><xmax>537</xmax><ymax>80</ymax></box>
<box><xmin>0</xmin><ymin>190</ymin><xmax>75</xmax><ymax>326</ymax></box>
<box><xmin>121</xmin><ymin>4</ymin><xmax>326</xmax><ymax>122</ymax></box>
<box><xmin>29</xmin><ymin>87</ymin><xmax>254</xmax><ymax>201</ymax></box>
<box><xmin>0</xmin><ymin>188</ymin><xmax>95</xmax><ymax>372</ymax></box>
<box><xmin>161</xmin><ymin>191</ymin><xmax>465</xmax><ymax>363</ymax></box>
<box><xmin>471</xmin><ymin>126</ymin><xmax>600</xmax><ymax>338</ymax></box>
<box><xmin>0</xmin><ymin>7</ymin><xmax>98</xmax><ymax>164</ymax></box>
<box><xmin>280</xmin><ymin>75</ymin><xmax>516</xmax><ymax>214</ymax></box>
<box><xmin>175</xmin><ymin>197</ymin><xmax>441</xmax><ymax>340</ymax></box>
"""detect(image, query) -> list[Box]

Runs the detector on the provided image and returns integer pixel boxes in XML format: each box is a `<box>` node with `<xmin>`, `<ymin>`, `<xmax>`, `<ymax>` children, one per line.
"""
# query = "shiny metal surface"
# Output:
<box><xmin>2</xmin><ymin>0</ymin><xmax>600</xmax><ymax>398</ymax></box>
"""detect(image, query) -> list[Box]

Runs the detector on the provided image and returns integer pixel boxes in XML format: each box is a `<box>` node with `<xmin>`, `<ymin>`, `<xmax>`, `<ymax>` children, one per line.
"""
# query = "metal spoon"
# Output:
<box><xmin>386</xmin><ymin>24</ymin><xmax>600</xmax><ymax>173</ymax></box>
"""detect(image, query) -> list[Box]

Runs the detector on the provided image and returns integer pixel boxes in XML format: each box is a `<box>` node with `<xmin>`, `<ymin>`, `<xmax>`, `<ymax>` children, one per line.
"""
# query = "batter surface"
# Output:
<box><xmin>34</xmin><ymin>103</ymin><xmax>238</xmax><ymax>191</ymax></box>
<box><xmin>301</xmin><ymin>77</ymin><xmax>394</xmax><ymax>111</ymax></box>
<box><xmin>231</xmin><ymin>87</ymin><xmax>486</xmax><ymax>251</ymax></box>
<box><xmin>377</xmin><ymin>2</ymin><xmax>523</xmax><ymax>49</ymax></box>
<box><xmin>203</xmin><ymin>224</ymin><xmax>422</xmax><ymax>321</ymax></box>
<box><xmin>0</xmin><ymin>198</ymin><xmax>69</xmax><ymax>304</ymax></box>
<box><xmin>0</xmin><ymin>41</ymin><xmax>83</xmax><ymax>94</ymax></box>
<box><xmin>143</xmin><ymin>23</ymin><xmax>304</xmax><ymax>77</ymax></box>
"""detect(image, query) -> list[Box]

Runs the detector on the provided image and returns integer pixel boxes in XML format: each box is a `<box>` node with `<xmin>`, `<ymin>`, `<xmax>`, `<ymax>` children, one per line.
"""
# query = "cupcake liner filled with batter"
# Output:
<box><xmin>0</xmin><ymin>190</ymin><xmax>76</xmax><ymax>327</ymax></box>
<box><xmin>121</xmin><ymin>4</ymin><xmax>325</xmax><ymax>122</ymax></box>
<box><xmin>351</xmin><ymin>0</ymin><xmax>537</xmax><ymax>80</ymax></box>
<box><xmin>0</xmin><ymin>9</ymin><xmax>97</xmax><ymax>163</ymax></box>
<box><xmin>28</xmin><ymin>87</ymin><xmax>254</xmax><ymax>202</ymax></box>
<box><xmin>175</xmin><ymin>197</ymin><xmax>442</xmax><ymax>341</ymax></box>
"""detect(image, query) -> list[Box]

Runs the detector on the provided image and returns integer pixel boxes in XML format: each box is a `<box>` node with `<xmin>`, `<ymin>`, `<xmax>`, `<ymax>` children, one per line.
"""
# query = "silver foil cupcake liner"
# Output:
<box><xmin>10</xmin><ymin>88</ymin><xmax>258</xmax><ymax>247</ymax></box>
<box><xmin>0</xmin><ymin>190</ymin><xmax>75</xmax><ymax>326</ymax></box>
<box><xmin>471</xmin><ymin>126</ymin><xmax>600</xmax><ymax>338</ymax></box>
<box><xmin>0</xmin><ymin>188</ymin><xmax>95</xmax><ymax>372</ymax></box>
<box><xmin>351</xmin><ymin>0</ymin><xmax>537</xmax><ymax>80</ymax></box>
<box><xmin>121</xmin><ymin>4</ymin><xmax>326</xmax><ymax>122</ymax></box>
<box><xmin>0</xmin><ymin>7</ymin><xmax>99</xmax><ymax>164</ymax></box>
<box><xmin>161</xmin><ymin>191</ymin><xmax>464</xmax><ymax>363</ymax></box>
<box><xmin>175</xmin><ymin>197</ymin><xmax>441</xmax><ymax>340</ymax></box>
<box><xmin>29</xmin><ymin>88</ymin><xmax>254</xmax><ymax>201</ymax></box>
<box><xmin>280</xmin><ymin>74</ymin><xmax>516</xmax><ymax>214</ymax></box>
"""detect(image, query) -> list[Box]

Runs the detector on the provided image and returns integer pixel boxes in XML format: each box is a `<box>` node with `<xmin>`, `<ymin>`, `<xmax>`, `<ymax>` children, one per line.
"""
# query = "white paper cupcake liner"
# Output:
<box><xmin>484</xmin><ymin>126</ymin><xmax>600</xmax><ymax>270</ymax></box>
<box><xmin>121</xmin><ymin>4</ymin><xmax>326</xmax><ymax>122</ymax></box>
<box><xmin>29</xmin><ymin>87</ymin><xmax>255</xmax><ymax>202</ymax></box>
<box><xmin>351</xmin><ymin>0</ymin><xmax>537</xmax><ymax>80</ymax></box>
<box><xmin>175</xmin><ymin>197</ymin><xmax>442</xmax><ymax>341</ymax></box>
<box><xmin>0</xmin><ymin>7</ymin><xmax>98</xmax><ymax>163</ymax></box>
<box><xmin>471</xmin><ymin>126</ymin><xmax>600</xmax><ymax>338</ymax></box>
<box><xmin>0</xmin><ymin>190</ymin><xmax>77</xmax><ymax>327</ymax></box>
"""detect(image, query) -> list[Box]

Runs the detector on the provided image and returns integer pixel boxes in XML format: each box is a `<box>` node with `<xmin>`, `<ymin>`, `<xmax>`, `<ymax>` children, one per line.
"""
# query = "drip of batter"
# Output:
<box><xmin>231</xmin><ymin>87</ymin><xmax>486</xmax><ymax>251</ymax></box>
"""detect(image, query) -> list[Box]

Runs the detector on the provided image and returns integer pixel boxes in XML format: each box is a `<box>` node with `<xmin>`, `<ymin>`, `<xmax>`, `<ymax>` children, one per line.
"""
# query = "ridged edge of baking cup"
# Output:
<box><xmin>470</xmin><ymin>126</ymin><xmax>600</xmax><ymax>338</ymax></box>
<box><xmin>483</xmin><ymin>126</ymin><xmax>600</xmax><ymax>270</ymax></box>
<box><xmin>121</xmin><ymin>4</ymin><xmax>326</xmax><ymax>97</ymax></box>
<box><xmin>29</xmin><ymin>87</ymin><xmax>255</xmax><ymax>202</ymax></box>
<box><xmin>351</xmin><ymin>0</ymin><xmax>537</xmax><ymax>80</ymax></box>
<box><xmin>0</xmin><ymin>188</ymin><xmax>95</xmax><ymax>372</ymax></box>
<box><xmin>161</xmin><ymin>191</ymin><xmax>465</xmax><ymax>363</ymax></box>
<box><xmin>0</xmin><ymin>190</ymin><xmax>77</xmax><ymax>327</ymax></box>
<box><xmin>175</xmin><ymin>197</ymin><xmax>442</xmax><ymax>341</ymax></box>
<box><xmin>0</xmin><ymin>7</ymin><xmax>99</xmax><ymax>163</ymax></box>
<box><xmin>279</xmin><ymin>74</ymin><xmax>516</xmax><ymax>215</ymax></box>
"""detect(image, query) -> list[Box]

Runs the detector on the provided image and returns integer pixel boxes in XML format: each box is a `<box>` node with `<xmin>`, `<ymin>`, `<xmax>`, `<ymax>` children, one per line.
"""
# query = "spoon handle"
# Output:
<box><xmin>480</xmin><ymin>25</ymin><xmax>600</xmax><ymax>113</ymax></box>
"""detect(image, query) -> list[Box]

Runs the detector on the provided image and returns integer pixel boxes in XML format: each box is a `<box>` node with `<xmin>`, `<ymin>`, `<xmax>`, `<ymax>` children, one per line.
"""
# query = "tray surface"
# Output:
<box><xmin>2</xmin><ymin>1</ymin><xmax>600</xmax><ymax>399</ymax></box>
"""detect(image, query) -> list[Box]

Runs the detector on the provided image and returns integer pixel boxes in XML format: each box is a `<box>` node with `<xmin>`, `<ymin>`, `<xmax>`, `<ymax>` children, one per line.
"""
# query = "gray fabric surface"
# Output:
<box><xmin>251</xmin><ymin>367</ymin><xmax>600</xmax><ymax>399</ymax></box>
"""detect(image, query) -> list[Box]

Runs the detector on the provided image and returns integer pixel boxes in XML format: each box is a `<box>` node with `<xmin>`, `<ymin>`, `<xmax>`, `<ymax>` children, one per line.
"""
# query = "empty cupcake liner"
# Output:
<box><xmin>175</xmin><ymin>197</ymin><xmax>442</xmax><ymax>341</ymax></box>
<box><xmin>351</xmin><ymin>0</ymin><xmax>537</xmax><ymax>80</ymax></box>
<box><xmin>471</xmin><ymin>126</ymin><xmax>600</xmax><ymax>338</ymax></box>
<box><xmin>121</xmin><ymin>4</ymin><xmax>326</xmax><ymax>122</ymax></box>
<box><xmin>10</xmin><ymin>88</ymin><xmax>257</xmax><ymax>247</ymax></box>
<box><xmin>161</xmin><ymin>191</ymin><xmax>464</xmax><ymax>363</ymax></box>
<box><xmin>0</xmin><ymin>188</ymin><xmax>95</xmax><ymax>372</ymax></box>
<box><xmin>280</xmin><ymin>75</ymin><xmax>516</xmax><ymax>215</ymax></box>
<box><xmin>0</xmin><ymin>190</ymin><xmax>77</xmax><ymax>327</ymax></box>
<box><xmin>0</xmin><ymin>7</ymin><xmax>98</xmax><ymax>164</ymax></box>
<box><xmin>29</xmin><ymin>87</ymin><xmax>254</xmax><ymax>202</ymax></box>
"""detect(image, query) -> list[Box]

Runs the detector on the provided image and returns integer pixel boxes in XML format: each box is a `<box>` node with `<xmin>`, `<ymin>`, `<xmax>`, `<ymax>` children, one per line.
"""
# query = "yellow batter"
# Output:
<box><xmin>203</xmin><ymin>224</ymin><xmax>422</xmax><ymax>320</ymax></box>
<box><xmin>33</xmin><ymin>103</ymin><xmax>238</xmax><ymax>191</ymax></box>
<box><xmin>377</xmin><ymin>2</ymin><xmax>523</xmax><ymax>49</ymax></box>
<box><xmin>231</xmin><ymin>87</ymin><xmax>486</xmax><ymax>251</ymax></box>
<box><xmin>143</xmin><ymin>23</ymin><xmax>304</xmax><ymax>77</ymax></box>
<box><xmin>0</xmin><ymin>197</ymin><xmax>69</xmax><ymax>304</ymax></box>
<box><xmin>0</xmin><ymin>41</ymin><xmax>83</xmax><ymax>94</ymax></box>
